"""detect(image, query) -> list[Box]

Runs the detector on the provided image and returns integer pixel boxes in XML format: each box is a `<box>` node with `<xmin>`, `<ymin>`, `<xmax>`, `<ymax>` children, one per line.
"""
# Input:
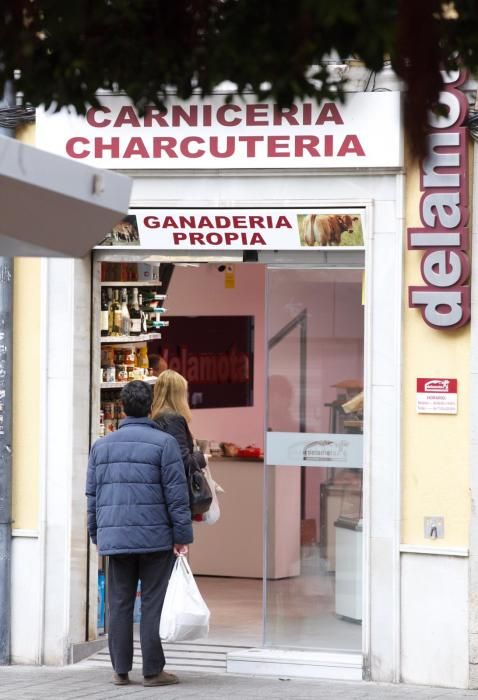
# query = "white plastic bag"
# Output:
<box><xmin>160</xmin><ymin>556</ymin><xmax>210</xmax><ymax>642</ymax></box>
<box><xmin>203</xmin><ymin>463</ymin><xmax>224</xmax><ymax>526</ymax></box>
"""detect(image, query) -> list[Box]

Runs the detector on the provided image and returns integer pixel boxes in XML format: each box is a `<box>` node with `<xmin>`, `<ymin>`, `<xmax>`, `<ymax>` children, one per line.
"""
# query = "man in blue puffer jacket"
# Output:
<box><xmin>86</xmin><ymin>380</ymin><xmax>192</xmax><ymax>688</ymax></box>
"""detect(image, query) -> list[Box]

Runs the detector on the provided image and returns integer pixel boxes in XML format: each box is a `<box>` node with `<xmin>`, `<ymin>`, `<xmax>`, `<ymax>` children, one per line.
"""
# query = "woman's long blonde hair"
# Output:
<box><xmin>151</xmin><ymin>369</ymin><xmax>192</xmax><ymax>424</ymax></box>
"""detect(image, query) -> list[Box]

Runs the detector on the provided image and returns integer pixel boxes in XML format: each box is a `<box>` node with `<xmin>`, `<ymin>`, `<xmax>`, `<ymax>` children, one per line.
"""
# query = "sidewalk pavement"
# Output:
<box><xmin>0</xmin><ymin>664</ymin><xmax>476</xmax><ymax>700</ymax></box>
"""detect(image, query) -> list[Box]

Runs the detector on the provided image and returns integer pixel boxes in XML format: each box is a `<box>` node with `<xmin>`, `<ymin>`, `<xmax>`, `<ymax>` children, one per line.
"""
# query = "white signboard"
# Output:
<box><xmin>416</xmin><ymin>378</ymin><xmax>458</xmax><ymax>415</ymax></box>
<box><xmin>36</xmin><ymin>92</ymin><xmax>402</xmax><ymax>169</ymax></box>
<box><xmin>266</xmin><ymin>431</ymin><xmax>363</xmax><ymax>469</ymax></box>
<box><xmin>97</xmin><ymin>207</ymin><xmax>366</xmax><ymax>250</ymax></box>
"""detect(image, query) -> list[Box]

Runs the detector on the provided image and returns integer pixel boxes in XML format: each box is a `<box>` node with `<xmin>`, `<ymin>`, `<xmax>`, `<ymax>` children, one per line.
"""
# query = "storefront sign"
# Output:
<box><xmin>266</xmin><ymin>431</ymin><xmax>363</xmax><ymax>469</ymax></box>
<box><xmin>416</xmin><ymin>377</ymin><xmax>458</xmax><ymax>414</ymax></box>
<box><xmin>408</xmin><ymin>71</ymin><xmax>470</xmax><ymax>330</ymax></box>
<box><xmin>97</xmin><ymin>208</ymin><xmax>365</xmax><ymax>250</ymax></box>
<box><xmin>36</xmin><ymin>92</ymin><xmax>401</xmax><ymax>169</ymax></box>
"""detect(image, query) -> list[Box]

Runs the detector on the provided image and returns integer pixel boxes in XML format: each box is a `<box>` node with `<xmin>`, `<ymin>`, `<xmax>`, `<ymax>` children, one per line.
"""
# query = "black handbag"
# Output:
<box><xmin>188</xmin><ymin>464</ymin><xmax>213</xmax><ymax>515</ymax></box>
<box><xmin>155</xmin><ymin>413</ymin><xmax>211</xmax><ymax>514</ymax></box>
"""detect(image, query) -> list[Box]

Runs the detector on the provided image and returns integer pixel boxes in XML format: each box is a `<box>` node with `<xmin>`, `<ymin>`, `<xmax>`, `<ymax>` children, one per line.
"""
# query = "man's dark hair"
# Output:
<box><xmin>120</xmin><ymin>380</ymin><xmax>152</xmax><ymax>417</ymax></box>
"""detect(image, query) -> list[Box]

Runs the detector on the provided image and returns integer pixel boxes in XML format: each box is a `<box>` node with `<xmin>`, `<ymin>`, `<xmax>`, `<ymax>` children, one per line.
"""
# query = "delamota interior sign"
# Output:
<box><xmin>36</xmin><ymin>92</ymin><xmax>401</xmax><ymax>169</ymax></box>
<box><xmin>96</xmin><ymin>208</ymin><xmax>366</xmax><ymax>250</ymax></box>
<box><xmin>266</xmin><ymin>431</ymin><xmax>363</xmax><ymax>469</ymax></box>
<box><xmin>408</xmin><ymin>71</ymin><xmax>470</xmax><ymax>330</ymax></box>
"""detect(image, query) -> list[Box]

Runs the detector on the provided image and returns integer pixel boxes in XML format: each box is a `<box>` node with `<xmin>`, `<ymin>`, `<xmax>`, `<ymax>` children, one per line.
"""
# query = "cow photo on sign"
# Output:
<box><xmin>298</xmin><ymin>212</ymin><xmax>364</xmax><ymax>247</ymax></box>
<box><xmin>100</xmin><ymin>215</ymin><xmax>140</xmax><ymax>246</ymax></box>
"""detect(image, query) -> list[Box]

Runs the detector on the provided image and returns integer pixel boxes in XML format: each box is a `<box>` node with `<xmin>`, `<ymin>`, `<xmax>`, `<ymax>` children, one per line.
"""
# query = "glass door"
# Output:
<box><xmin>264</xmin><ymin>267</ymin><xmax>364</xmax><ymax>651</ymax></box>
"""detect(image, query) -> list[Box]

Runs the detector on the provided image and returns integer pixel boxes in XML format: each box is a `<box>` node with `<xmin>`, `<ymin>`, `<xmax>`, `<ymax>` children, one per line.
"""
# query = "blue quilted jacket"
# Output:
<box><xmin>85</xmin><ymin>417</ymin><xmax>193</xmax><ymax>555</ymax></box>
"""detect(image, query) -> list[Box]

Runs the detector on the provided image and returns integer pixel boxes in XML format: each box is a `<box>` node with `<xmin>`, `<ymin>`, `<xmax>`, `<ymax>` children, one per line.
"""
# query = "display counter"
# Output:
<box><xmin>189</xmin><ymin>457</ymin><xmax>263</xmax><ymax>578</ymax></box>
<box><xmin>188</xmin><ymin>456</ymin><xmax>301</xmax><ymax>579</ymax></box>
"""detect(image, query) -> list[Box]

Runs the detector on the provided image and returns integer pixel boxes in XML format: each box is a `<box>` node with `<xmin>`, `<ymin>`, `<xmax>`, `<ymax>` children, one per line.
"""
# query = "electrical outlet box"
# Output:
<box><xmin>424</xmin><ymin>516</ymin><xmax>444</xmax><ymax>539</ymax></box>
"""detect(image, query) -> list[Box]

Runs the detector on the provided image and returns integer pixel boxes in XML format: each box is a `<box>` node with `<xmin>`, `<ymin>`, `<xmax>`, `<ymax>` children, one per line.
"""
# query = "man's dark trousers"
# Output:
<box><xmin>108</xmin><ymin>550</ymin><xmax>175</xmax><ymax>676</ymax></box>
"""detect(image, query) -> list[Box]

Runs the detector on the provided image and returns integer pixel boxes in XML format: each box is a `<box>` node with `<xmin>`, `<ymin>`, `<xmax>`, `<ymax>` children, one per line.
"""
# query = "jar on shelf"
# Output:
<box><xmin>114</xmin><ymin>348</ymin><xmax>125</xmax><ymax>365</ymax></box>
<box><xmin>137</xmin><ymin>346</ymin><xmax>149</xmax><ymax>370</ymax></box>
<box><xmin>101</xmin><ymin>345</ymin><xmax>114</xmax><ymax>366</ymax></box>
<box><xmin>102</xmin><ymin>402</ymin><xmax>115</xmax><ymax>420</ymax></box>
<box><xmin>124</xmin><ymin>347</ymin><xmax>136</xmax><ymax>367</ymax></box>
<box><xmin>116</xmin><ymin>365</ymin><xmax>128</xmax><ymax>382</ymax></box>
<box><xmin>105</xmin><ymin>365</ymin><xmax>116</xmax><ymax>383</ymax></box>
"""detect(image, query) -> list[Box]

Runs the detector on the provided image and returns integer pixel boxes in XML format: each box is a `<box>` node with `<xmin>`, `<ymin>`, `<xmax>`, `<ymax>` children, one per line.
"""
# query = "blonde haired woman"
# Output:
<box><xmin>152</xmin><ymin>369</ymin><xmax>206</xmax><ymax>481</ymax></box>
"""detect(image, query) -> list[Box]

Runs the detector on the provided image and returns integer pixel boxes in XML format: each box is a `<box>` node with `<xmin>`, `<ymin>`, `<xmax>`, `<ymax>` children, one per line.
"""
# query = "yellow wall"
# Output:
<box><xmin>12</xmin><ymin>258</ymin><xmax>42</xmax><ymax>530</ymax></box>
<box><xmin>402</xmin><ymin>151</ymin><xmax>471</xmax><ymax>547</ymax></box>
<box><xmin>12</xmin><ymin>123</ymin><xmax>42</xmax><ymax>531</ymax></box>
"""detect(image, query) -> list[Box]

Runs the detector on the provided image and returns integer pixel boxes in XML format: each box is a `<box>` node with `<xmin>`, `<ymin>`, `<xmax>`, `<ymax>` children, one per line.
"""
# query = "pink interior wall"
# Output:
<box><xmin>166</xmin><ymin>265</ymin><xmax>363</xmax><ymax>534</ymax></box>
<box><xmin>165</xmin><ymin>263</ymin><xmax>265</xmax><ymax>448</ymax></box>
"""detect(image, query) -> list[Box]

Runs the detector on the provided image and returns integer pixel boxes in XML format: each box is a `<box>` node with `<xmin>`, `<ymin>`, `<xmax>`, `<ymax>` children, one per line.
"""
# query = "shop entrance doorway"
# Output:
<box><xmin>91</xmin><ymin>257</ymin><xmax>365</xmax><ymax>662</ymax></box>
<box><xmin>161</xmin><ymin>263</ymin><xmax>364</xmax><ymax>653</ymax></box>
<box><xmin>264</xmin><ymin>267</ymin><xmax>364</xmax><ymax>652</ymax></box>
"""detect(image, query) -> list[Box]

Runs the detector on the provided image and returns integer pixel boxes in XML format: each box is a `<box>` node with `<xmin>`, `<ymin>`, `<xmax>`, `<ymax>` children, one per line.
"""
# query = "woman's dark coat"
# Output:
<box><xmin>154</xmin><ymin>412</ymin><xmax>206</xmax><ymax>476</ymax></box>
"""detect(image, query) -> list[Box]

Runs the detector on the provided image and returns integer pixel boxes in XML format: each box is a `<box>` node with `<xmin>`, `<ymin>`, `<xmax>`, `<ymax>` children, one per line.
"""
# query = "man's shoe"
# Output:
<box><xmin>112</xmin><ymin>672</ymin><xmax>129</xmax><ymax>685</ymax></box>
<box><xmin>143</xmin><ymin>671</ymin><xmax>179</xmax><ymax>687</ymax></box>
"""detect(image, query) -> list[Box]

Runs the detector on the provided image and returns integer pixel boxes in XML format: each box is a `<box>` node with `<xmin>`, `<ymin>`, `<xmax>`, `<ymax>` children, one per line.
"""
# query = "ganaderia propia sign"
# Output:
<box><xmin>95</xmin><ymin>208</ymin><xmax>366</xmax><ymax>250</ymax></box>
<box><xmin>408</xmin><ymin>71</ymin><xmax>470</xmax><ymax>330</ymax></box>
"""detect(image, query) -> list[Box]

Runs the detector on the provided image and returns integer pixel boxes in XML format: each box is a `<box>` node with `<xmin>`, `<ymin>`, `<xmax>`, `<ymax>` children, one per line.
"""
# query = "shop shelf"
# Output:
<box><xmin>101</xmin><ymin>377</ymin><xmax>156</xmax><ymax>389</ymax></box>
<box><xmin>100</xmin><ymin>281</ymin><xmax>162</xmax><ymax>287</ymax></box>
<box><xmin>100</xmin><ymin>333</ymin><xmax>162</xmax><ymax>343</ymax></box>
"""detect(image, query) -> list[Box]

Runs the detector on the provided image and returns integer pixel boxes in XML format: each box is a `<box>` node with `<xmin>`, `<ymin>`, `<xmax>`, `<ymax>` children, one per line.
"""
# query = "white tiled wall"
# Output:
<box><xmin>11</xmin><ymin>536</ymin><xmax>41</xmax><ymax>664</ymax></box>
<box><xmin>42</xmin><ymin>257</ymin><xmax>91</xmax><ymax>664</ymax></box>
<box><xmin>401</xmin><ymin>553</ymin><xmax>468</xmax><ymax>687</ymax></box>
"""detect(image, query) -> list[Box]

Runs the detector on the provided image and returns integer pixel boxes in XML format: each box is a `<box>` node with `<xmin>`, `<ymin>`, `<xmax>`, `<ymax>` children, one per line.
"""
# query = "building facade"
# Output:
<box><xmin>9</xmin><ymin>68</ymin><xmax>478</xmax><ymax>688</ymax></box>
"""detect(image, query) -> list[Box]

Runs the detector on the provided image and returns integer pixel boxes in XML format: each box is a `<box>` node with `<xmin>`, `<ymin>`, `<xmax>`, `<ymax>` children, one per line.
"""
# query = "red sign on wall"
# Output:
<box><xmin>416</xmin><ymin>377</ymin><xmax>458</xmax><ymax>414</ymax></box>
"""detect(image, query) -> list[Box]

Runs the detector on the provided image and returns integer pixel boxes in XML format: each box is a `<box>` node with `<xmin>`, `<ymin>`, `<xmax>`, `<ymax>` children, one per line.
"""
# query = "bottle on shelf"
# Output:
<box><xmin>110</xmin><ymin>290</ymin><xmax>122</xmax><ymax>336</ymax></box>
<box><xmin>98</xmin><ymin>409</ymin><xmax>105</xmax><ymax>438</ymax></box>
<box><xmin>129</xmin><ymin>287</ymin><xmax>142</xmax><ymax>336</ymax></box>
<box><xmin>100</xmin><ymin>290</ymin><xmax>109</xmax><ymax>337</ymax></box>
<box><xmin>138</xmin><ymin>293</ymin><xmax>148</xmax><ymax>335</ymax></box>
<box><xmin>106</xmin><ymin>287</ymin><xmax>113</xmax><ymax>334</ymax></box>
<box><xmin>121</xmin><ymin>288</ymin><xmax>130</xmax><ymax>336</ymax></box>
<box><xmin>137</xmin><ymin>346</ymin><xmax>149</xmax><ymax>370</ymax></box>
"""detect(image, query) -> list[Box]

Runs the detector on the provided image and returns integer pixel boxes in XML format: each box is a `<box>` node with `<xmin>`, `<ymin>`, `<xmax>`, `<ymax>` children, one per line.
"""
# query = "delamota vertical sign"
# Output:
<box><xmin>408</xmin><ymin>71</ymin><xmax>470</xmax><ymax>330</ymax></box>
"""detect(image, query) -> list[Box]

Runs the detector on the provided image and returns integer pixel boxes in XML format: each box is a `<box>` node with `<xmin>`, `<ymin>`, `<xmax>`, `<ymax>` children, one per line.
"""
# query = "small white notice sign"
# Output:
<box><xmin>416</xmin><ymin>378</ymin><xmax>458</xmax><ymax>415</ymax></box>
